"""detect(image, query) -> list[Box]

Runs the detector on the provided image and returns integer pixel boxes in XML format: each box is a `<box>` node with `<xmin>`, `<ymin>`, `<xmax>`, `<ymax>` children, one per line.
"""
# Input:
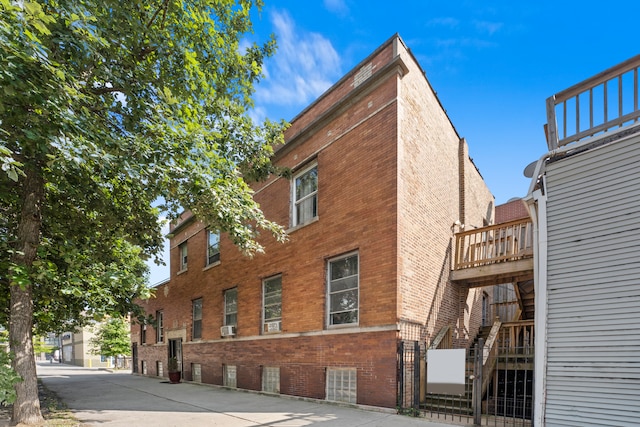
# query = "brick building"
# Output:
<box><xmin>132</xmin><ymin>34</ymin><xmax>494</xmax><ymax>408</ymax></box>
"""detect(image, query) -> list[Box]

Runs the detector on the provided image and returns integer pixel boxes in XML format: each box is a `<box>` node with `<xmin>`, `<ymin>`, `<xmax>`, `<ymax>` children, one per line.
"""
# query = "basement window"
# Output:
<box><xmin>223</xmin><ymin>364</ymin><xmax>237</xmax><ymax>388</ymax></box>
<box><xmin>326</xmin><ymin>368</ymin><xmax>357</xmax><ymax>404</ymax></box>
<box><xmin>262</xmin><ymin>367</ymin><xmax>280</xmax><ymax>394</ymax></box>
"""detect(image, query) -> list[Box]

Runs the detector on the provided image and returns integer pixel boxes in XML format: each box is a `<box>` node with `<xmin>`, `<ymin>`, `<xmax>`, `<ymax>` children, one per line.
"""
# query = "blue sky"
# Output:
<box><xmin>246</xmin><ymin>0</ymin><xmax>638</xmax><ymax>203</ymax></box>
<box><xmin>147</xmin><ymin>0</ymin><xmax>639</xmax><ymax>284</ymax></box>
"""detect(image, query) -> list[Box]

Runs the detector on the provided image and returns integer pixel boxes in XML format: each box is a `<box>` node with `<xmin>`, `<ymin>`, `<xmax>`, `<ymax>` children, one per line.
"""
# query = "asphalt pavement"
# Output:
<box><xmin>32</xmin><ymin>362</ymin><xmax>466</xmax><ymax>427</ymax></box>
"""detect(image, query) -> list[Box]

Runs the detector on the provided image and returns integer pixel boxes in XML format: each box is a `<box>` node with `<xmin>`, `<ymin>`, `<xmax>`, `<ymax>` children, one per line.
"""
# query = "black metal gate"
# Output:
<box><xmin>397</xmin><ymin>340</ymin><xmax>421</xmax><ymax>415</ymax></box>
<box><xmin>397</xmin><ymin>331</ymin><xmax>534</xmax><ymax>426</ymax></box>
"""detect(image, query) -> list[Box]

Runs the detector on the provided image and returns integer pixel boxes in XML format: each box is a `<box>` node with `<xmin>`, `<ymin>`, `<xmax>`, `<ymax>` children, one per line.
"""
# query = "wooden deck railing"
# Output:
<box><xmin>497</xmin><ymin>320</ymin><xmax>535</xmax><ymax>356</ymax></box>
<box><xmin>546</xmin><ymin>54</ymin><xmax>640</xmax><ymax>150</ymax></box>
<box><xmin>454</xmin><ymin>219</ymin><xmax>533</xmax><ymax>270</ymax></box>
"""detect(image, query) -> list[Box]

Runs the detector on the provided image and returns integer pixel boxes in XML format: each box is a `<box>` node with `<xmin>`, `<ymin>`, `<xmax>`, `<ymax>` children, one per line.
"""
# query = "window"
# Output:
<box><xmin>192</xmin><ymin>363</ymin><xmax>202</xmax><ymax>383</ymax></box>
<box><xmin>262</xmin><ymin>367</ymin><xmax>280</xmax><ymax>393</ymax></box>
<box><xmin>328</xmin><ymin>253</ymin><xmax>359</xmax><ymax>326</ymax></box>
<box><xmin>156</xmin><ymin>311</ymin><xmax>164</xmax><ymax>343</ymax></box>
<box><xmin>179</xmin><ymin>242</ymin><xmax>188</xmax><ymax>271</ymax></box>
<box><xmin>263</xmin><ymin>276</ymin><xmax>282</xmax><ymax>333</ymax></box>
<box><xmin>223</xmin><ymin>364</ymin><xmax>237</xmax><ymax>388</ymax></box>
<box><xmin>292</xmin><ymin>163</ymin><xmax>318</xmax><ymax>226</ymax></box>
<box><xmin>326</xmin><ymin>368</ymin><xmax>357</xmax><ymax>403</ymax></box>
<box><xmin>224</xmin><ymin>288</ymin><xmax>238</xmax><ymax>326</ymax></box>
<box><xmin>140</xmin><ymin>322</ymin><xmax>147</xmax><ymax>344</ymax></box>
<box><xmin>207</xmin><ymin>230</ymin><xmax>220</xmax><ymax>265</ymax></box>
<box><xmin>192</xmin><ymin>298</ymin><xmax>202</xmax><ymax>339</ymax></box>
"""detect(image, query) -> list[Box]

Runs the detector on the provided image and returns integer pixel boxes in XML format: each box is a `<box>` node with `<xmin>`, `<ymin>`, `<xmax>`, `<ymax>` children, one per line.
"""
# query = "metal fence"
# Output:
<box><xmin>397</xmin><ymin>332</ymin><xmax>533</xmax><ymax>426</ymax></box>
<box><xmin>397</xmin><ymin>340</ymin><xmax>421</xmax><ymax>415</ymax></box>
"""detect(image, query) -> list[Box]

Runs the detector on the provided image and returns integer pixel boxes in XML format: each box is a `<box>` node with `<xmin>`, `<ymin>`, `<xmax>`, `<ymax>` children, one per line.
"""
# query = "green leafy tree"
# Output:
<box><xmin>0</xmin><ymin>329</ymin><xmax>22</xmax><ymax>406</ymax></box>
<box><xmin>0</xmin><ymin>0</ymin><xmax>286</xmax><ymax>424</ymax></box>
<box><xmin>89</xmin><ymin>318</ymin><xmax>131</xmax><ymax>369</ymax></box>
<box><xmin>32</xmin><ymin>335</ymin><xmax>55</xmax><ymax>356</ymax></box>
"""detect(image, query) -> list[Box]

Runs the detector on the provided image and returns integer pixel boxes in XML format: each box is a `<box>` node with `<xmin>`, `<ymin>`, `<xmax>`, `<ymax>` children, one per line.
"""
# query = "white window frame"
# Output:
<box><xmin>262</xmin><ymin>275</ymin><xmax>282</xmax><ymax>334</ymax></box>
<box><xmin>206</xmin><ymin>230</ymin><xmax>220</xmax><ymax>266</ymax></box>
<box><xmin>224</xmin><ymin>287</ymin><xmax>238</xmax><ymax>326</ymax></box>
<box><xmin>292</xmin><ymin>163</ymin><xmax>318</xmax><ymax>227</ymax></box>
<box><xmin>327</xmin><ymin>252</ymin><xmax>359</xmax><ymax>327</ymax></box>
<box><xmin>179</xmin><ymin>242</ymin><xmax>188</xmax><ymax>271</ymax></box>
<box><xmin>156</xmin><ymin>310</ymin><xmax>164</xmax><ymax>343</ymax></box>
<box><xmin>192</xmin><ymin>298</ymin><xmax>202</xmax><ymax>340</ymax></box>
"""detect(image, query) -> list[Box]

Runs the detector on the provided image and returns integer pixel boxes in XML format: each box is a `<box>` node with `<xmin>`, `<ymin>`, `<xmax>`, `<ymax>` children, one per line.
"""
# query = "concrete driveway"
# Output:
<box><xmin>36</xmin><ymin>363</ymin><xmax>464</xmax><ymax>427</ymax></box>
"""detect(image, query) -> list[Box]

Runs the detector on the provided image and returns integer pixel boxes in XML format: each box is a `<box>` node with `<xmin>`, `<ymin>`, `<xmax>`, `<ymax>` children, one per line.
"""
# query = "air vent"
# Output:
<box><xmin>265</xmin><ymin>321</ymin><xmax>281</xmax><ymax>332</ymax></box>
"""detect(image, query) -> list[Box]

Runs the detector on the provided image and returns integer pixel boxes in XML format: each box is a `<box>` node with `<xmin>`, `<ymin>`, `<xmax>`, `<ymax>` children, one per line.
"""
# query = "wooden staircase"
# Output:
<box><xmin>515</xmin><ymin>279</ymin><xmax>535</xmax><ymax>320</ymax></box>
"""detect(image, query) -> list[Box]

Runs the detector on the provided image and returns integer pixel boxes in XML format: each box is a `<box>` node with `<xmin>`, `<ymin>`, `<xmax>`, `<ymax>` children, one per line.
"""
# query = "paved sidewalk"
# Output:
<box><xmin>33</xmin><ymin>363</ymin><xmax>465</xmax><ymax>427</ymax></box>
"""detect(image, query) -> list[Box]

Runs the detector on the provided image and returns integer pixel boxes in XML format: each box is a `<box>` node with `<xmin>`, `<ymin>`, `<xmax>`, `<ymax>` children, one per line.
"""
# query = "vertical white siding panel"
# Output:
<box><xmin>544</xmin><ymin>134</ymin><xmax>640</xmax><ymax>426</ymax></box>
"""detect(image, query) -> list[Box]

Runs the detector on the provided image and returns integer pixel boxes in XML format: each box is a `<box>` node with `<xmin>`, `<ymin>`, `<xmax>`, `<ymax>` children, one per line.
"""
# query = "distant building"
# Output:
<box><xmin>59</xmin><ymin>322</ymin><xmax>129</xmax><ymax>368</ymax></box>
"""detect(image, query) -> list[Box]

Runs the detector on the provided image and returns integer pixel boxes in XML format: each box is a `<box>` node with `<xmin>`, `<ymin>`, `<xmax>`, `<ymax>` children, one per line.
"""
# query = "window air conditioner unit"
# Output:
<box><xmin>265</xmin><ymin>321</ymin><xmax>281</xmax><ymax>332</ymax></box>
<box><xmin>220</xmin><ymin>325</ymin><xmax>236</xmax><ymax>337</ymax></box>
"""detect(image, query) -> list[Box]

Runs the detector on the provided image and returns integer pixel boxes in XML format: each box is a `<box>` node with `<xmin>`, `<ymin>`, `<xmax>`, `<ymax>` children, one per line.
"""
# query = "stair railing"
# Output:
<box><xmin>480</xmin><ymin>318</ymin><xmax>501</xmax><ymax>397</ymax></box>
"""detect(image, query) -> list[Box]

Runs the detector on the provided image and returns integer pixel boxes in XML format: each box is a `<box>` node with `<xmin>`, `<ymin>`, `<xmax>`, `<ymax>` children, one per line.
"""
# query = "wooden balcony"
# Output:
<box><xmin>546</xmin><ymin>54</ymin><xmax>640</xmax><ymax>150</ymax></box>
<box><xmin>451</xmin><ymin>219</ymin><xmax>534</xmax><ymax>288</ymax></box>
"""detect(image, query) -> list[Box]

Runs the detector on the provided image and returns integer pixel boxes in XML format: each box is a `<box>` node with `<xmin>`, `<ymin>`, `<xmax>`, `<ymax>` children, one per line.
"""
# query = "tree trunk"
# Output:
<box><xmin>9</xmin><ymin>168</ymin><xmax>44</xmax><ymax>425</ymax></box>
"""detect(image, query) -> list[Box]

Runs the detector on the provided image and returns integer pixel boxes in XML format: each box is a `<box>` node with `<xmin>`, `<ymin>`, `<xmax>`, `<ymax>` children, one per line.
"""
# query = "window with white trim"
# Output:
<box><xmin>326</xmin><ymin>368</ymin><xmax>357</xmax><ymax>403</ymax></box>
<box><xmin>263</xmin><ymin>276</ymin><xmax>282</xmax><ymax>333</ymax></box>
<box><xmin>179</xmin><ymin>242</ymin><xmax>188</xmax><ymax>271</ymax></box>
<box><xmin>156</xmin><ymin>310</ymin><xmax>164</xmax><ymax>343</ymax></box>
<box><xmin>192</xmin><ymin>298</ymin><xmax>202</xmax><ymax>339</ymax></box>
<box><xmin>207</xmin><ymin>230</ymin><xmax>220</xmax><ymax>265</ymax></box>
<box><xmin>327</xmin><ymin>253</ymin><xmax>359</xmax><ymax>326</ymax></box>
<box><xmin>292</xmin><ymin>163</ymin><xmax>318</xmax><ymax>226</ymax></box>
<box><xmin>224</xmin><ymin>288</ymin><xmax>238</xmax><ymax>326</ymax></box>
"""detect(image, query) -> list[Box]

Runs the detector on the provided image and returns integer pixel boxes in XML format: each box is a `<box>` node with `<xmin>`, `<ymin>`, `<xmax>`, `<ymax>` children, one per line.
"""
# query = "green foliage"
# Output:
<box><xmin>1</xmin><ymin>0</ymin><xmax>287</xmax><ymax>419</ymax></box>
<box><xmin>32</xmin><ymin>335</ymin><xmax>56</xmax><ymax>355</ymax></box>
<box><xmin>0</xmin><ymin>331</ymin><xmax>22</xmax><ymax>405</ymax></box>
<box><xmin>89</xmin><ymin>317</ymin><xmax>132</xmax><ymax>359</ymax></box>
<box><xmin>0</xmin><ymin>0</ymin><xmax>287</xmax><ymax>331</ymax></box>
<box><xmin>167</xmin><ymin>356</ymin><xmax>179</xmax><ymax>373</ymax></box>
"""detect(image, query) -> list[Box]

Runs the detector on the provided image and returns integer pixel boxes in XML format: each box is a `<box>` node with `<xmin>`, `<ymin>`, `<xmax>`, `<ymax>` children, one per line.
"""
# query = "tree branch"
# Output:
<box><xmin>146</xmin><ymin>0</ymin><xmax>170</xmax><ymax>29</ymax></box>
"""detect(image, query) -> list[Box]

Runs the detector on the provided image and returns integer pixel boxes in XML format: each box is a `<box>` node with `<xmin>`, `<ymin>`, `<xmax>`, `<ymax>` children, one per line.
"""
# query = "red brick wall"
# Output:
<box><xmin>495</xmin><ymin>199</ymin><xmax>529</xmax><ymax>223</ymax></box>
<box><xmin>135</xmin><ymin>330</ymin><xmax>398</xmax><ymax>407</ymax></box>
<box><xmin>134</xmin><ymin>38</ymin><xmax>405</xmax><ymax>408</ymax></box>
<box><xmin>393</xmin><ymin>40</ymin><xmax>493</xmax><ymax>347</ymax></box>
<box><xmin>133</xmin><ymin>35</ymin><xmax>494</xmax><ymax>407</ymax></box>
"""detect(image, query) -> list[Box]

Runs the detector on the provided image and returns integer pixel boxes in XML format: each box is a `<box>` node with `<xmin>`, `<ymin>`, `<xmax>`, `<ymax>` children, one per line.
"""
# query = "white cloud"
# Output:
<box><xmin>427</xmin><ymin>17</ymin><xmax>460</xmax><ymax>29</ymax></box>
<box><xmin>474</xmin><ymin>20</ymin><xmax>503</xmax><ymax>35</ymax></box>
<box><xmin>323</xmin><ymin>0</ymin><xmax>349</xmax><ymax>16</ymax></box>
<box><xmin>254</xmin><ymin>10</ymin><xmax>342</xmax><ymax>120</ymax></box>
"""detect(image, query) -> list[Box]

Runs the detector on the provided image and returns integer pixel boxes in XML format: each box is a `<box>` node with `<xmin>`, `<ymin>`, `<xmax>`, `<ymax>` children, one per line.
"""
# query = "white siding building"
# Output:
<box><xmin>526</xmin><ymin>55</ymin><xmax>640</xmax><ymax>426</ymax></box>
